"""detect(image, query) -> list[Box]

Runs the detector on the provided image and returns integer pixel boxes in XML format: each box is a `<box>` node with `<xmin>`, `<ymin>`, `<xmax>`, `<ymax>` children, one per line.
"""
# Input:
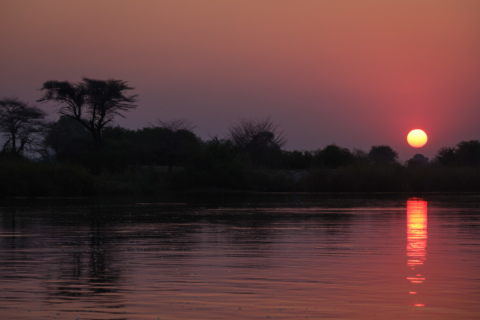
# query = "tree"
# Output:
<box><xmin>154</xmin><ymin>118</ymin><xmax>195</xmax><ymax>132</ymax></box>
<box><xmin>456</xmin><ymin>140</ymin><xmax>480</xmax><ymax>166</ymax></box>
<box><xmin>368</xmin><ymin>145</ymin><xmax>398</xmax><ymax>165</ymax></box>
<box><xmin>40</xmin><ymin>115</ymin><xmax>89</xmax><ymax>161</ymax></box>
<box><xmin>434</xmin><ymin>147</ymin><xmax>456</xmax><ymax>166</ymax></box>
<box><xmin>315</xmin><ymin>144</ymin><xmax>353</xmax><ymax>168</ymax></box>
<box><xmin>0</xmin><ymin>97</ymin><xmax>47</xmax><ymax>156</ymax></box>
<box><xmin>280</xmin><ymin>150</ymin><xmax>314</xmax><ymax>170</ymax></box>
<box><xmin>137</xmin><ymin>119</ymin><xmax>200</xmax><ymax>172</ymax></box>
<box><xmin>182</xmin><ymin>137</ymin><xmax>247</xmax><ymax>189</ymax></box>
<box><xmin>38</xmin><ymin>78</ymin><xmax>138</xmax><ymax>148</ymax></box>
<box><xmin>406</xmin><ymin>154</ymin><xmax>429</xmax><ymax>168</ymax></box>
<box><xmin>352</xmin><ymin>148</ymin><xmax>369</xmax><ymax>166</ymax></box>
<box><xmin>434</xmin><ymin>140</ymin><xmax>480</xmax><ymax>166</ymax></box>
<box><xmin>228</xmin><ymin>117</ymin><xmax>286</xmax><ymax>164</ymax></box>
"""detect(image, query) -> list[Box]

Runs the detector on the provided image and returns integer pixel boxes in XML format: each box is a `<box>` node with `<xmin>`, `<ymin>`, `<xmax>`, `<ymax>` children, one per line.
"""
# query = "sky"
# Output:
<box><xmin>1</xmin><ymin>0</ymin><xmax>479</xmax><ymax>160</ymax></box>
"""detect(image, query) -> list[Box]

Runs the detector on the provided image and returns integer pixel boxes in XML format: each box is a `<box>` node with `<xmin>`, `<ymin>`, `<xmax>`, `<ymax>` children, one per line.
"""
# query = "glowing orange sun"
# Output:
<box><xmin>407</xmin><ymin>129</ymin><xmax>428</xmax><ymax>148</ymax></box>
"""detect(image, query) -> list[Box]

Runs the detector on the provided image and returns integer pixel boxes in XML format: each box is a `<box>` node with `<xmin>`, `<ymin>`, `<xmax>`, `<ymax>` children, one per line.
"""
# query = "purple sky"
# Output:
<box><xmin>1</xmin><ymin>0</ymin><xmax>480</xmax><ymax>160</ymax></box>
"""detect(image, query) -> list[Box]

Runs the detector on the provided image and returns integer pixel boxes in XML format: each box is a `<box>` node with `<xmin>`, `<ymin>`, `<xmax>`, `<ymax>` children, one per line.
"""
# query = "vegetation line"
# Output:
<box><xmin>1</xmin><ymin>78</ymin><xmax>480</xmax><ymax>196</ymax></box>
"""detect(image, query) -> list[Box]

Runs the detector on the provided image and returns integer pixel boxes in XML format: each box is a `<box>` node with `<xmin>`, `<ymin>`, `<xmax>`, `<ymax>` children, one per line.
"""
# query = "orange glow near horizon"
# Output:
<box><xmin>407</xmin><ymin>129</ymin><xmax>428</xmax><ymax>148</ymax></box>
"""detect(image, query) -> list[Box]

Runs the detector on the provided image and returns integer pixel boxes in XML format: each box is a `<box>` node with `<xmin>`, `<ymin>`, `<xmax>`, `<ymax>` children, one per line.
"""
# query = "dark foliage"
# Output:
<box><xmin>0</xmin><ymin>97</ymin><xmax>47</xmax><ymax>155</ymax></box>
<box><xmin>0</xmin><ymin>159</ymin><xmax>95</xmax><ymax>197</ymax></box>
<box><xmin>3</xmin><ymin>78</ymin><xmax>480</xmax><ymax>195</ymax></box>
<box><xmin>280</xmin><ymin>150</ymin><xmax>314</xmax><ymax>170</ymax></box>
<box><xmin>38</xmin><ymin>78</ymin><xmax>138</xmax><ymax>148</ymax></box>
<box><xmin>406</xmin><ymin>154</ymin><xmax>429</xmax><ymax>168</ymax></box>
<box><xmin>150</xmin><ymin>120</ymin><xmax>201</xmax><ymax>172</ymax></box>
<box><xmin>368</xmin><ymin>145</ymin><xmax>398</xmax><ymax>165</ymax></box>
<box><xmin>456</xmin><ymin>140</ymin><xmax>480</xmax><ymax>166</ymax></box>
<box><xmin>433</xmin><ymin>140</ymin><xmax>480</xmax><ymax>166</ymax></box>
<box><xmin>170</xmin><ymin>138</ymin><xmax>247</xmax><ymax>190</ymax></box>
<box><xmin>314</xmin><ymin>144</ymin><xmax>354</xmax><ymax>168</ymax></box>
<box><xmin>40</xmin><ymin>115</ymin><xmax>90</xmax><ymax>162</ymax></box>
<box><xmin>228</xmin><ymin>117</ymin><xmax>286</xmax><ymax>166</ymax></box>
<box><xmin>299</xmin><ymin>165</ymin><xmax>480</xmax><ymax>192</ymax></box>
<box><xmin>434</xmin><ymin>147</ymin><xmax>456</xmax><ymax>166</ymax></box>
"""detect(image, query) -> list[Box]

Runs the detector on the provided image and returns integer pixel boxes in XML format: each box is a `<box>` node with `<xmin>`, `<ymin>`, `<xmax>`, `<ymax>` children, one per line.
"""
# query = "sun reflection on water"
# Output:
<box><xmin>406</xmin><ymin>198</ymin><xmax>427</xmax><ymax>307</ymax></box>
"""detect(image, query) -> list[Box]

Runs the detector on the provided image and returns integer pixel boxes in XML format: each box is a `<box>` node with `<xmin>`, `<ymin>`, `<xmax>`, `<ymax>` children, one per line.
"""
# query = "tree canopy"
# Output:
<box><xmin>368</xmin><ymin>145</ymin><xmax>398</xmax><ymax>165</ymax></box>
<box><xmin>149</xmin><ymin>119</ymin><xmax>200</xmax><ymax>172</ymax></box>
<box><xmin>38</xmin><ymin>78</ymin><xmax>138</xmax><ymax>148</ymax></box>
<box><xmin>406</xmin><ymin>154</ymin><xmax>429</xmax><ymax>168</ymax></box>
<box><xmin>315</xmin><ymin>144</ymin><xmax>354</xmax><ymax>168</ymax></box>
<box><xmin>40</xmin><ymin>115</ymin><xmax>89</xmax><ymax>162</ymax></box>
<box><xmin>0</xmin><ymin>97</ymin><xmax>47</xmax><ymax>155</ymax></box>
<box><xmin>228</xmin><ymin>117</ymin><xmax>286</xmax><ymax>165</ymax></box>
<box><xmin>434</xmin><ymin>140</ymin><xmax>480</xmax><ymax>166</ymax></box>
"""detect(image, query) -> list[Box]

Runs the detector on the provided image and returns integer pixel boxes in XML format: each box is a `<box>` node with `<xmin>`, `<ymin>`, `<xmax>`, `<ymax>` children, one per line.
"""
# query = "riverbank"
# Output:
<box><xmin>2</xmin><ymin>160</ymin><xmax>480</xmax><ymax>197</ymax></box>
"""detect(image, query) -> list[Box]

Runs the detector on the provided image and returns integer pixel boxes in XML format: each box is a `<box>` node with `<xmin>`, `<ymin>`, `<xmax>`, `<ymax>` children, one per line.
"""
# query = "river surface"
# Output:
<box><xmin>0</xmin><ymin>193</ymin><xmax>479</xmax><ymax>319</ymax></box>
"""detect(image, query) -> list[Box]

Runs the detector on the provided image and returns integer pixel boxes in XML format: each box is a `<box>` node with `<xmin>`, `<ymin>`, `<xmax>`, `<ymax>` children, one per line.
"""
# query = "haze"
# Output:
<box><xmin>1</xmin><ymin>0</ymin><xmax>479</xmax><ymax>160</ymax></box>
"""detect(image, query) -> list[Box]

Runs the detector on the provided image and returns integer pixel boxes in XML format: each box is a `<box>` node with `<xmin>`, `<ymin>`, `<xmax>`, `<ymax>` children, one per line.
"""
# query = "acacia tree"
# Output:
<box><xmin>38</xmin><ymin>78</ymin><xmax>138</xmax><ymax>148</ymax></box>
<box><xmin>227</xmin><ymin>117</ymin><xmax>286</xmax><ymax>163</ymax></box>
<box><xmin>0</xmin><ymin>97</ymin><xmax>47</xmax><ymax>155</ymax></box>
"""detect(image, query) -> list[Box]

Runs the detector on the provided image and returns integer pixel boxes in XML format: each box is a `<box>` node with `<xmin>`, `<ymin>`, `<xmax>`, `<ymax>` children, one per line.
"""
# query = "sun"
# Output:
<box><xmin>407</xmin><ymin>129</ymin><xmax>428</xmax><ymax>148</ymax></box>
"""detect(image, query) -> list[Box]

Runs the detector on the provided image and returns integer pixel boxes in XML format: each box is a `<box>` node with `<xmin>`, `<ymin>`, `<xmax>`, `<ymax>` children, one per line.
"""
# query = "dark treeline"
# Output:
<box><xmin>1</xmin><ymin>78</ymin><xmax>480</xmax><ymax>196</ymax></box>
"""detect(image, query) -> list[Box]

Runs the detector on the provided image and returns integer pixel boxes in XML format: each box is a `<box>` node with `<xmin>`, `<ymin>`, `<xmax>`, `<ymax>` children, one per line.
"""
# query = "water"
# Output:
<box><xmin>1</xmin><ymin>194</ymin><xmax>479</xmax><ymax>319</ymax></box>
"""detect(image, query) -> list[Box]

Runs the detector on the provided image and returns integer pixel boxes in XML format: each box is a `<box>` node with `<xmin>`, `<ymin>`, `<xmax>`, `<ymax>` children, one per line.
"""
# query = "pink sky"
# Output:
<box><xmin>1</xmin><ymin>0</ymin><xmax>479</xmax><ymax>159</ymax></box>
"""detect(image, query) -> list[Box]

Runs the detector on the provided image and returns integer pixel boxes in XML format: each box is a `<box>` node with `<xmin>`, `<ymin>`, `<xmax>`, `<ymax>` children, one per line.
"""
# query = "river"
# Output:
<box><xmin>1</xmin><ymin>194</ymin><xmax>479</xmax><ymax>319</ymax></box>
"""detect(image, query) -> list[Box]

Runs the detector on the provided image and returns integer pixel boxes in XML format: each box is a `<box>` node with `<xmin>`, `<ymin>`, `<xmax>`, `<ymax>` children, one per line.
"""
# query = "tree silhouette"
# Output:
<box><xmin>315</xmin><ymin>144</ymin><xmax>353</xmax><ymax>168</ymax></box>
<box><xmin>228</xmin><ymin>117</ymin><xmax>286</xmax><ymax>164</ymax></box>
<box><xmin>368</xmin><ymin>145</ymin><xmax>398</xmax><ymax>165</ymax></box>
<box><xmin>143</xmin><ymin>119</ymin><xmax>200</xmax><ymax>172</ymax></box>
<box><xmin>434</xmin><ymin>140</ymin><xmax>480</xmax><ymax>166</ymax></box>
<box><xmin>154</xmin><ymin>118</ymin><xmax>195</xmax><ymax>132</ymax></box>
<box><xmin>406</xmin><ymin>154</ymin><xmax>429</xmax><ymax>168</ymax></box>
<box><xmin>434</xmin><ymin>147</ymin><xmax>456</xmax><ymax>166</ymax></box>
<box><xmin>39</xmin><ymin>115</ymin><xmax>89</xmax><ymax>162</ymax></box>
<box><xmin>0</xmin><ymin>97</ymin><xmax>47</xmax><ymax>155</ymax></box>
<box><xmin>456</xmin><ymin>140</ymin><xmax>480</xmax><ymax>166</ymax></box>
<box><xmin>38</xmin><ymin>78</ymin><xmax>138</xmax><ymax>148</ymax></box>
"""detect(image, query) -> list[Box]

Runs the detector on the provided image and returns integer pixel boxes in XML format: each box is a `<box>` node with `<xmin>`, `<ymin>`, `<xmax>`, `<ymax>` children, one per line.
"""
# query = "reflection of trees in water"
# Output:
<box><xmin>0</xmin><ymin>205</ymin><xmax>127</xmax><ymax>311</ymax></box>
<box><xmin>0</xmin><ymin>207</ymin><xmax>20</xmax><ymax>251</ymax></box>
<box><xmin>0</xmin><ymin>207</ymin><xmax>41</xmax><ymax>273</ymax></box>
<box><xmin>140</xmin><ymin>206</ymin><xmax>357</xmax><ymax>273</ymax></box>
<box><xmin>41</xmin><ymin>207</ymin><xmax>126</xmax><ymax>311</ymax></box>
<box><xmin>0</xmin><ymin>198</ymin><xmax>359</xmax><ymax>313</ymax></box>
